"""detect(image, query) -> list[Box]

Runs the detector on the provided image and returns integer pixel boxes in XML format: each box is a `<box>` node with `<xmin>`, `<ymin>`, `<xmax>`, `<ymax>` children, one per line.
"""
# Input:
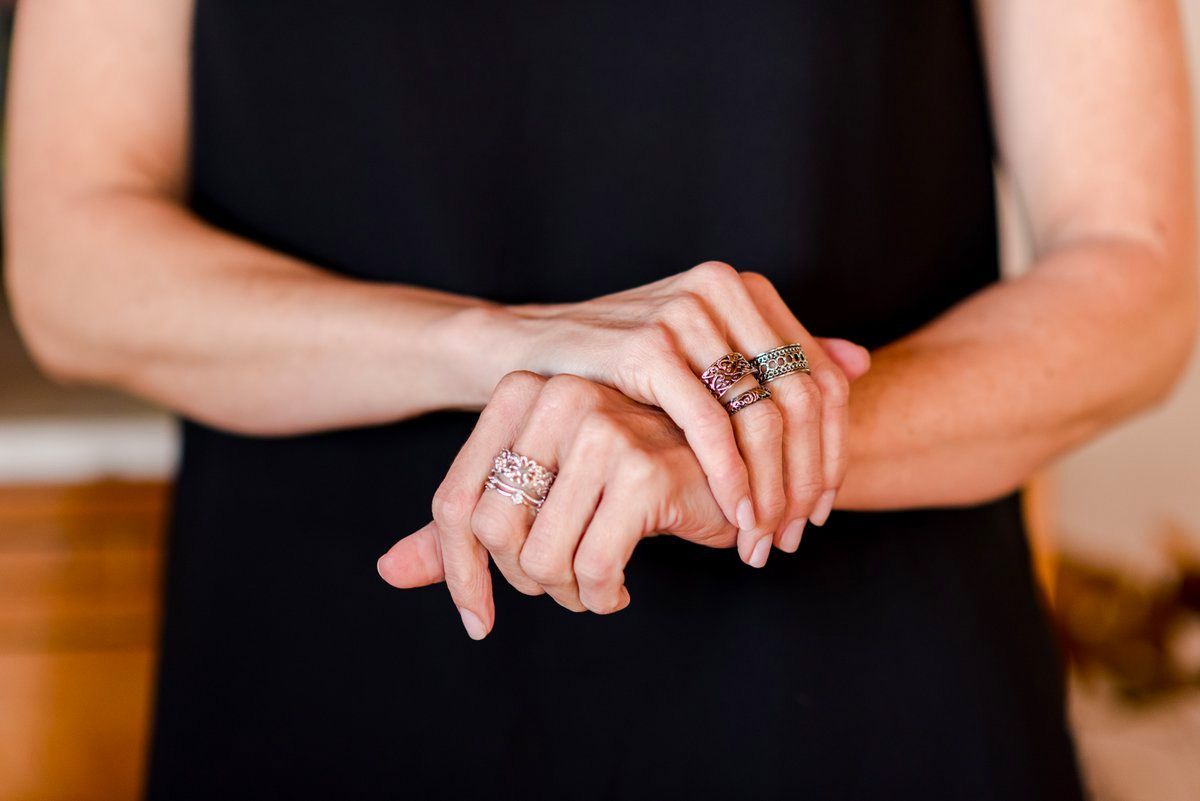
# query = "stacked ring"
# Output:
<box><xmin>725</xmin><ymin>386</ymin><xmax>772</xmax><ymax>415</ymax></box>
<box><xmin>750</xmin><ymin>343</ymin><xmax>810</xmax><ymax>384</ymax></box>
<box><xmin>700</xmin><ymin>352</ymin><xmax>756</xmax><ymax>400</ymax></box>
<box><xmin>484</xmin><ymin>448</ymin><xmax>556</xmax><ymax>513</ymax></box>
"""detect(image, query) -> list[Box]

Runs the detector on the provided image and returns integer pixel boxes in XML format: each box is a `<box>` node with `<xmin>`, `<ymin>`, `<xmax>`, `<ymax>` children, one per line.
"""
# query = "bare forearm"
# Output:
<box><xmin>838</xmin><ymin>238</ymin><xmax>1197</xmax><ymax>509</ymax></box>
<box><xmin>7</xmin><ymin>190</ymin><xmax>522</xmax><ymax>434</ymax></box>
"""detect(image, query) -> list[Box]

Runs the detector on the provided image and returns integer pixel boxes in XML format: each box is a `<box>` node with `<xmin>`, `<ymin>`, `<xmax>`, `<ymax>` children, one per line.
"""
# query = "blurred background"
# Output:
<box><xmin>1</xmin><ymin>3</ymin><xmax>1199</xmax><ymax>800</ymax></box>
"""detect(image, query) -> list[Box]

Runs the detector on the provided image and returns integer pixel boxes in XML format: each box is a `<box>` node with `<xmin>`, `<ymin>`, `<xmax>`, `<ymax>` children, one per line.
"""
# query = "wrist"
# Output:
<box><xmin>423</xmin><ymin>303</ymin><xmax>544</xmax><ymax>410</ymax></box>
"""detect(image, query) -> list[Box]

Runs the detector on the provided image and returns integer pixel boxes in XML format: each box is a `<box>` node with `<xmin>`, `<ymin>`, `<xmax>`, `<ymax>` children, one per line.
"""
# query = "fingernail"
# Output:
<box><xmin>810</xmin><ymin>490</ymin><xmax>836</xmax><ymax>527</ymax></box>
<box><xmin>376</xmin><ymin>554</ymin><xmax>393</xmax><ymax>579</ymax></box>
<box><xmin>617</xmin><ymin>586</ymin><xmax>631</xmax><ymax>611</ymax></box>
<box><xmin>779</xmin><ymin>518</ymin><xmax>807</xmax><ymax>553</ymax></box>
<box><xmin>749</xmin><ymin>536</ymin><xmax>772</xmax><ymax>568</ymax></box>
<box><xmin>458</xmin><ymin>608</ymin><xmax>488</xmax><ymax>640</ymax></box>
<box><xmin>736</xmin><ymin>497</ymin><xmax>757</xmax><ymax>531</ymax></box>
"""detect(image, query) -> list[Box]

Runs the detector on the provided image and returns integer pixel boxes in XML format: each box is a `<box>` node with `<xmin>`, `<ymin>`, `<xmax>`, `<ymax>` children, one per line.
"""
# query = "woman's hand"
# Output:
<box><xmin>379</xmin><ymin>329</ymin><xmax>870</xmax><ymax>639</ymax></box>
<box><xmin>493</xmin><ymin>262</ymin><xmax>867</xmax><ymax>563</ymax></box>
<box><xmin>378</xmin><ymin>371</ymin><xmax>739</xmax><ymax>638</ymax></box>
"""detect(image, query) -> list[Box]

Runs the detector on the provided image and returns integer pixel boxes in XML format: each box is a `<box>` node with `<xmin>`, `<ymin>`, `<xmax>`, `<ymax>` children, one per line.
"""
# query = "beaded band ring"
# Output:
<box><xmin>750</xmin><ymin>343</ymin><xmax>810</xmax><ymax>384</ymax></box>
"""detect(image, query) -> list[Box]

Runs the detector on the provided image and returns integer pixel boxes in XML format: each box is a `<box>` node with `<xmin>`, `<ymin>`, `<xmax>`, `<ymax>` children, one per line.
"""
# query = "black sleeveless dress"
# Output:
<box><xmin>147</xmin><ymin>3</ymin><xmax>1086</xmax><ymax>799</ymax></box>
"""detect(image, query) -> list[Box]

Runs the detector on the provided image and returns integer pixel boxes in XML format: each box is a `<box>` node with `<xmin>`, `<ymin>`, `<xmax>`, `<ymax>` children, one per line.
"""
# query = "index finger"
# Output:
<box><xmin>430</xmin><ymin>371</ymin><xmax>545</xmax><ymax>639</ymax></box>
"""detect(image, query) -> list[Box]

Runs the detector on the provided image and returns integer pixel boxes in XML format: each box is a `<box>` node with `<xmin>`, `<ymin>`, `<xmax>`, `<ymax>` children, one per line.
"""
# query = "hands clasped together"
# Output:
<box><xmin>378</xmin><ymin>262</ymin><xmax>870</xmax><ymax>639</ymax></box>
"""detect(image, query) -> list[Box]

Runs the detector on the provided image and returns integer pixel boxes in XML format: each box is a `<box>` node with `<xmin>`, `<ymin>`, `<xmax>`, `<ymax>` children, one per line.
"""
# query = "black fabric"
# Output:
<box><xmin>147</xmin><ymin>2</ymin><xmax>1086</xmax><ymax>798</ymax></box>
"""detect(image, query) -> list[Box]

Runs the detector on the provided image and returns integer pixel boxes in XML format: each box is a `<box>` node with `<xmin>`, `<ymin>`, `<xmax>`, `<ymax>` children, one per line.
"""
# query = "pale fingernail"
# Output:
<box><xmin>458</xmin><ymin>608</ymin><xmax>488</xmax><ymax>640</ymax></box>
<box><xmin>780</xmin><ymin>518</ymin><xmax>807</xmax><ymax>553</ymax></box>
<box><xmin>376</xmin><ymin>554</ymin><xmax>393</xmax><ymax>579</ymax></box>
<box><xmin>736</xmin><ymin>497</ymin><xmax>757</xmax><ymax>531</ymax></box>
<box><xmin>810</xmin><ymin>490</ymin><xmax>836</xmax><ymax>527</ymax></box>
<box><xmin>749</xmin><ymin>536</ymin><xmax>772</xmax><ymax>568</ymax></box>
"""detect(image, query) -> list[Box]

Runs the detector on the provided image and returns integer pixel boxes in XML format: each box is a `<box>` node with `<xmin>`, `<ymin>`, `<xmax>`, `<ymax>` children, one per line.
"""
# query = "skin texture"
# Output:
<box><xmin>6</xmin><ymin>0</ymin><xmax>1198</xmax><ymax>637</ymax></box>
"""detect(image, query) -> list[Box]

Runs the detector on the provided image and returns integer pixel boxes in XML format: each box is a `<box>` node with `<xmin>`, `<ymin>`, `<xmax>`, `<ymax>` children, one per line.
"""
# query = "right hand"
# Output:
<box><xmin>504</xmin><ymin>261</ymin><xmax>869</xmax><ymax>564</ymax></box>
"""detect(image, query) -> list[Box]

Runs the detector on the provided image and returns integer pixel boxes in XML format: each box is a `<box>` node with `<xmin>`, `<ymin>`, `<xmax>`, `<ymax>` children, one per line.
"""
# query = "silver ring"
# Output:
<box><xmin>750</xmin><ymin>344</ymin><xmax>810</xmax><ymax>384</ymax></box>
<box><xmin>483</xmin><ymin>448</ymin><xmax>556</xmax><ymax>513</ymax></box>
<box><xmin>725</xmin><ymin>386</ymin><xmax>772</xmax><ymax>415</ymax></box>
<box><xmin>484</xmin><ymin>475</ymin><xmax>546</xmax><ymax>512</ymax></box>
<box><xmin>700</xmin><ymin>352</ymin><xmax>756</xmax><ymax>400</ymax></box>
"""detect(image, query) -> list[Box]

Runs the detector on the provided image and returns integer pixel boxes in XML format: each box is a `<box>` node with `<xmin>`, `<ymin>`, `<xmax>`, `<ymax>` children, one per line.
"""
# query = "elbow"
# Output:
<box><xmin>4</xmin><ymin>251</ymin><xmax>102</xmax><ymax>386</ymax></box>
<box><xmin>1138</xmin><ymin>262</ymin><xmax>1199</xmax><ymax>410</ymax></box>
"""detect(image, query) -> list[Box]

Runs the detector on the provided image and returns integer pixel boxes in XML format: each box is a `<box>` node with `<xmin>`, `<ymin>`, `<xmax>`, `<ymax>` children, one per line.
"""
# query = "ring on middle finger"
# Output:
<box><xmin>484</xmin><ymin>448</ymin><xmax>557</xmax><ymax>514</ymax></box>
<box><xmin>750</xmin><ymin>343</ymin><xmax>810</xmax><ymax>384</ymax></box>
<box><xmin>699</xmin><ymin>352</ymin><xmax>757</xmax><ymax>400</ymax></box>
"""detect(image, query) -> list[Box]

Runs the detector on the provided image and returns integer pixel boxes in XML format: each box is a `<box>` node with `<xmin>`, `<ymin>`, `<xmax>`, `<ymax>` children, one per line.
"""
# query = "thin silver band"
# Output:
<box><xmin>725</xmin><ymin>386</ymin><xmax>772</xmax><ymax>415</ymax></box>
<box><xmin>485</xmin><ymin>474</ymin><xmax>545</xmax><ymax>512</ymax></box>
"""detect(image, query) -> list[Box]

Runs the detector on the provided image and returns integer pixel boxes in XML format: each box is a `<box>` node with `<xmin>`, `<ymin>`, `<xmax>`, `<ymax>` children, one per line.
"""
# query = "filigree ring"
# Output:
<box><xmin>484</xmin><ymin>448</ymin><xmax>556</xmax><ymax>514</ymax></box>
<box><xmin>725</xmin><ymin>386</ymin><xmax>772</xmax><ymax>415</ymax></box>
<box><xmin>699</xmin><ymin>352</ymin><xmax>756</xmax><ymax>400</ymax></box>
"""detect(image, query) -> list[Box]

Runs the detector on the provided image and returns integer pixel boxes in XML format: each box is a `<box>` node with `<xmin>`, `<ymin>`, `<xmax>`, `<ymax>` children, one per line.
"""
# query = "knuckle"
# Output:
<box><xmin>664</xmin><ymin>291</ymin><xmax>708</xmax><ymax>324</ymax></box>
<box><xmin>629</xmin><ymin>321</ymin><xmax>676</xmax><ymax>359</ymax></box>
<box><xmin>816</xmin><ymin>365</ymin><xmax>850</xmax><ymax>409</ymax></box>
<box><xmin>493</xmin><ymin>370</ymin><xmax>544</xmax><ymax>398</ymax></box>
<box><xmin>739</xmin><ymin>271</ymin><xmax>775</xmax><ymax>293</ymax></box>
<box><xmin>541</xmin><ymin>373</ymin><xmax>600</xmax><ymax>409</ymax></box>
<box><xmin>706</xmin><ymin>448</ymin><xmax>749</xmax><ymax>489</ymax></box>
<box><xmin>688</xmin><ymin>403</ymin><xmax>734</xmax><ymax>443</ymax></box>
<box><xmin>759</xmin><ymin>489</ymin><xmax>788</xmax><ymax>524</ymax></box>
<box><xmin>573</xmin><ymin>551</ymin><xmax>618</xmax><ymax>589</ymax></box>
<box><xmin>788</xmin><ymin>478</ymin><xmax>825</xmax><ymax>511</ymax></box>
<box><xmin>469</xmin><ymin>502</ymin><xmax>517</xmax><ymax>551</ymax></box>
<box><xmin>445</xmin><ymin>562</ymin><xmax>488</xmax><ymax>604</ymax></box>
<box><xmin>431</xmin><ymin>485</ymin><xmax>474</xmax><ymax>527</ymax></box>
<box><xmin>780</xmin><ymin>377</ymin><xmax>823</xmax><ymax>422</ymax></box>
<box><xmin>571</xmin><ymin>415</ymin><xmax>615</xmax><ymax>462</ymax></box>
<box><xmin>518</xmin><ymin>544</ymin><xmax>569</xmax><ymax>586</ymax></box>
<box><xmin>582</xmin><ymin>590</ymin><xmax>626</xmax><ymax>615</ymax></box>
<box><xmin>688</xmin><ymin>260</ymin><xmax>739</xmax><ymax>288</ymax></box>
<box><xmin>621</xmin><ymin>447</ymin><xmax>664</xmax><ymax>488</ymax></box>
<box><xmin>737</xmin><ymin>401</ymin><xmax>783</xmax><ymax>440</ymax></box>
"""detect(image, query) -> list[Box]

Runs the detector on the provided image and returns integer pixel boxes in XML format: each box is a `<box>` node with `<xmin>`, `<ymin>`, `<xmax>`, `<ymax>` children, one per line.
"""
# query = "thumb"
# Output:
<box><xmin>814</xmin><ymin>337</ymin><xmax>871</xmax><ymax>382</ymax></box>
<box><xmin>377</xmin><ymin>521</ymin><xmax>446</xmax><ymax>588</ymax></box>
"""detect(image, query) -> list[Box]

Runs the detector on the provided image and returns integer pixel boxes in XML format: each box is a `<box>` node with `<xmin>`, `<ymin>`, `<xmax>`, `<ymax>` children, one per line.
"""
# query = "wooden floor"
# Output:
<box><xmin>0</xmin><ymin>482</ymin><xmax>167</xmax><ymax>801</ymax></box>
<box><xmin>3</xmin><ymin>477</ymin><xmax>1191</xmax><ymax>801</ymax></box>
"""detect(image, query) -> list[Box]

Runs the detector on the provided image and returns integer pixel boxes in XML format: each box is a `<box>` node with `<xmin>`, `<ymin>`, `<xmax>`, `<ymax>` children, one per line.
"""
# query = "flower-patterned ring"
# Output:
<box><xmin>699</xmin><ymin>352</ymin><xmax>756</xmax><ymax>400</ymax></box>
<box><xmin>484</xmin><ymin>448</ymin><xmax>557</xmax><ymax>513</ymax></box>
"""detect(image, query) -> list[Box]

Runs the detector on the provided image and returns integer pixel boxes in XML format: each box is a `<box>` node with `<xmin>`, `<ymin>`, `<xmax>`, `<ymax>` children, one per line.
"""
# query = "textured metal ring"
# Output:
<box><xmin>725</xmin><ymin>386</ymin><xmax>772</xmax><ymax>415</ymax></box>
<box><xmin>483</xmin><ymin>448</ymin><xmax>556</xmax><ymax>513</ymax></box>
<box><xmin>750</xmin><ymin>343</ymin><xmax>810</xmax><ymax>384</ymax></box>
<box><xmin>484</xmin><ymin>474</ymin><xmax>545</xmax><ymax>513</ymax></box>
<box><xmin>700</xmin><ymin>352</ymin><xmax>756</xmax><ymax>400</ymax></box>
